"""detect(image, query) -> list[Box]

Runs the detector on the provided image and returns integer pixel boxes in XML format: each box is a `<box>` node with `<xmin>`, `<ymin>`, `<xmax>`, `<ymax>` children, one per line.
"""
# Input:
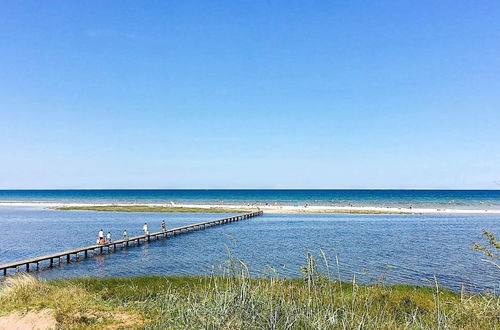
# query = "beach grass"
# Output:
<box><xmin>53</xmin><ymin>204</ymin><xmax>416</xmax><ymax>215</ymax></box>
<box><xmin>54</xmin><ymin>205</ymin><xmax>251</xmax><ymax>213</ymax></box>
<box><xmin>1</xmin><ymin>273</ymin><xmax>498</xmax><ymax>329</ymax></box>
<box><xmin>1</xmin><ymin>246</ymin><xmax>498</xmax><ymax>329</ymax></box>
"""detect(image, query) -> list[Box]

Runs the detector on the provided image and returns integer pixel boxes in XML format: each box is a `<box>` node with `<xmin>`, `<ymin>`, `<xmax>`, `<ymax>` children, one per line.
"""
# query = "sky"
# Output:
<box><xmin>1</xmin><ymin>1</ymin><xmax>500</xmax><ymax>189</ymax></box>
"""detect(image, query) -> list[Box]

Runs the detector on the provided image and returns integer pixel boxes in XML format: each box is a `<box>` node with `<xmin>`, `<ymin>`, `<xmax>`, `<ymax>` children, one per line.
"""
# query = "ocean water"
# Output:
<box><xmin>1</xmin><ymin>189</ymin><xmax>500</xmax><ymax>209</ymax></box>
<box><xmin>0</xmin><ymin>206</ymin><xmax>499</xmax><ymax>292</ymax></box>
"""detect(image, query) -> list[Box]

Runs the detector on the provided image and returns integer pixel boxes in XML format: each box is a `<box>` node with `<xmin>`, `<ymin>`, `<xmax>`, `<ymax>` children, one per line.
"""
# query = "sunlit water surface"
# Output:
<box><xmin>0</xmin><ymin>207</ymin><xmax>498</xmax><ymax>292</ymax></box>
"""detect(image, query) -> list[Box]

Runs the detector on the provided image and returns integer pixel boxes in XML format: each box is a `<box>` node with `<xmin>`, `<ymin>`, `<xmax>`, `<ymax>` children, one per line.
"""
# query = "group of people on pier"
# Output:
<box><xmin>97</xmin><ymin>220</ymin><xmax>167</xmax><ymax>245</ymax></box>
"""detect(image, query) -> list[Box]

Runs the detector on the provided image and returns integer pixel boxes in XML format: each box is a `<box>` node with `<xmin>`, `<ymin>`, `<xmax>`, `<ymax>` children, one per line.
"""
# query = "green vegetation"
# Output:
<box><xmin>473</xmin><ymin>229</ymin><xmax>500</xmax><ymax>270</ymax></box>
<box><xmin>1</xmin><ymin>261</ymin><xmax>498</xmax><ymax>329</ymax></box>
<box><xmin>54</xmin><ymin>205</ymin><xmax>251</xmax><ymax>213</ymax></box>
<box><xmin>54</xmin><ymin>205</ymin><xmax>416</xmax><ymax>215</ymax></box>
<box><xmin>1</xmin><ymin>239</ymin><xmax>498</xmax><ymax>328</ymax></box>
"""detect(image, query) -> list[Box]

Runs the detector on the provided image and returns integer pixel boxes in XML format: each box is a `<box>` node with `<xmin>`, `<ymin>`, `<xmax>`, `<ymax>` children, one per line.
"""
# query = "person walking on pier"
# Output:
<box><xmin>123</xmin><ymin>229</ymin><xmax>128</xmax><ymax>240</ymax></box>
<box><xmin>97</xmin><ymin>229</ymin><xmax>105</xmax><ymax>244</ymax></box>
<box><xmin>161</xmin><ymin>220</ymin><xmax>167</xmax><ymax>232</ymax></box>
<box><xmin>106</xmin><ymin>232</ymin><xmax>112</xmax><ymax>243</ymax></box>
<box><xmin>143</xmin><ymin>223</ymin><xmax>149</xmax><ymax>235</ymax></box>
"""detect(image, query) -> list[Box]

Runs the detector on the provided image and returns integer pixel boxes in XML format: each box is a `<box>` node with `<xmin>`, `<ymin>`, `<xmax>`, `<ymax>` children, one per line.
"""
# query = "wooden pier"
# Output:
<box><xmin>0</xmin><ymin>211</ymin><xmax>263</xmax><ymax>277</ymax></box>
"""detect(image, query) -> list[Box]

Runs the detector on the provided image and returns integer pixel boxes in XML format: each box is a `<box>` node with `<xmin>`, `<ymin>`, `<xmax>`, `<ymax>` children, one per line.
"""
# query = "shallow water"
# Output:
<box><xmin>0</xmin><ymin>207</ymin><xmax>499</xmax><ymax>292</ymax></box>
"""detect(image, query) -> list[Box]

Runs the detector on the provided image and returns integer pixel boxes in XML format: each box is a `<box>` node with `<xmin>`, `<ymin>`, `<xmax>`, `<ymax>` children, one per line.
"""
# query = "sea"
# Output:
<box><xmin>0</xmin><ymin>190</ymin><xmax>499</xmax><ymax>292</ymax></box>
<box><xmin>1</xmin><ymin>189</ymin><xmax>500</xmax><ymax>209</ymax></box>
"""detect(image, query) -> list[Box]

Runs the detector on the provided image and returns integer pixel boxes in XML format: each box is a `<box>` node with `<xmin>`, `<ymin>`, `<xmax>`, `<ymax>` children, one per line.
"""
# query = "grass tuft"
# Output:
<box><xmin>1</xmin><ymin>253</ymin><xmax>499</xmax><ymax>329</ymax></box>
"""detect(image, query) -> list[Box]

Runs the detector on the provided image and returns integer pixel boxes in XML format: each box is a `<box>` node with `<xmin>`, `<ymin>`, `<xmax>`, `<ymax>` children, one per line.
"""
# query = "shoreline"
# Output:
<box><xmin>1</xmin><ymin>201</ymin><xmax>500</xmax><ymax>214</ymax></box>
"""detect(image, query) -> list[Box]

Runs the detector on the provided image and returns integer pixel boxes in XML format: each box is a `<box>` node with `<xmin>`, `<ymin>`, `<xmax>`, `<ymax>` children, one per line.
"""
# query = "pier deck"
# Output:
<box><xmin>0</xmin><ymin>211</ymin><xmax>263</xmax><ymax>276</ymax></box>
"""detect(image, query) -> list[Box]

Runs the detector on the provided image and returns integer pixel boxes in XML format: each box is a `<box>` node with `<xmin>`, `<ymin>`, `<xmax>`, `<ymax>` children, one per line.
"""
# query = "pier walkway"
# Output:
<box><xmin>0</xmin><ymin>211</ymin><xmax>263</xmax><ymax>276</ymax></box>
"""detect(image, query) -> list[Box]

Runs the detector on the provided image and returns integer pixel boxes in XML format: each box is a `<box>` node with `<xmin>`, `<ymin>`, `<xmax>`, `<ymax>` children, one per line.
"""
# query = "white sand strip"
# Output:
<box><xmin>1</xmin><ymin>201</ymin><xmax>500</xmax><ymax>214</ymax></box>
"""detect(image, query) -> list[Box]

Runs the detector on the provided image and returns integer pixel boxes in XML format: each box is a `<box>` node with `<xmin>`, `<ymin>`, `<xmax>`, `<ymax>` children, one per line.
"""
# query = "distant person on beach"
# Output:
<box><xmin>106</xmin><ymin>232</ymin><xmax>112</xmax><ymax>243</ymax></box>
<box><xmin>123</xmin><ymin>229</ymin><xmax>128</xmax><ymax>240</ymax></box>
<box><xmin>143</xmin><ymin>223</ymin><xmax>149</xmax><ymax>235</ymax></box>
<box><xmin>161</xmin><ymin>220</ymin><xmax>167</xmax><ymax>232</ymax></box>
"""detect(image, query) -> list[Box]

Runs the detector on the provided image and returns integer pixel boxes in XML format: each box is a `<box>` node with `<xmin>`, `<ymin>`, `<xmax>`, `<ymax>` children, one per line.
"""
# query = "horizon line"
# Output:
<box><xmin>0</xmin><ymin>188</ymin><xmax>499</xmax><ymax>191</ymax></box>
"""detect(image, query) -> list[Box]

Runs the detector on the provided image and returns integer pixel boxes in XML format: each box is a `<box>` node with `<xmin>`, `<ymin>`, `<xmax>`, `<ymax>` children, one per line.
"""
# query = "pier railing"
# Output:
<box><xmin>0</xmin><ymin>210</ymin><xmax>263</xmax><ymax>276</ymax></box>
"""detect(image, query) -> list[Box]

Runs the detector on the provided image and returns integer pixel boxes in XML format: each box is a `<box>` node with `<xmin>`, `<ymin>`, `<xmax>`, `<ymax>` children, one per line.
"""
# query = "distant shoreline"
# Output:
<box><xmin>1</xmin><ymin>201</ymin><xmax>500</xmax><ymax>214</ymax></box>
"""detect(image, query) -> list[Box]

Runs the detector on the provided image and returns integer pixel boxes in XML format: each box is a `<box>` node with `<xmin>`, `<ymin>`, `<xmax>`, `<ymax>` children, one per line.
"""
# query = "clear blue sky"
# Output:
<box><xmin>1</xmin><ymin>1</ymin><xmax>499</xmax><ymax>189</ymax></box>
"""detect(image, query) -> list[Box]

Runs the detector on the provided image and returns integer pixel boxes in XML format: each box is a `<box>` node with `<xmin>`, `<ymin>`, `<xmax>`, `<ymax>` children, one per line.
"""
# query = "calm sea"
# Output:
<box><xmin>1</xmin><ymin>189</ymin><xmax>500</xmax><ymax>209</ymax></box>
<box><xmin>0</xmin><ymin>201</ymin><xmax>499</xmax><ymax>292</ymax></box>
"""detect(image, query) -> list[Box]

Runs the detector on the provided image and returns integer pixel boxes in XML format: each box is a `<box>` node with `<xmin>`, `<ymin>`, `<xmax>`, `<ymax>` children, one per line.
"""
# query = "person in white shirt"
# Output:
<box><xmin>106</xmin><ymin>232</ymin><xmax>112</xmax><ymax>243</ymax></box>
<box><xmin>123</xmin><ymin>229</ymin><xmax>128</xmax><ymax>240</ymax></box>
<box><xmin>143</xmin><ymin>223</ymin><xmax>148</xmax><ymax>235</ymax></box>
<box><xmin>97</xmin><ymin>229</ymin><xmax>105</xmax><ymax>244</ymax></box>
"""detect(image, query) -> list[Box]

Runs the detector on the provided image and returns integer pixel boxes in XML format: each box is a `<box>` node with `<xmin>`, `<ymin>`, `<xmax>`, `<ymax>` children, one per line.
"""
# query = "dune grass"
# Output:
<box><xmin>54</xmin><ymin>205</ymin><xmax>251</xmax><ymax>213</ymax></box>
<box><xmin>1</xmin><ymin>261</ymin><xmax>498</xmax><ymax>329</ymax></box>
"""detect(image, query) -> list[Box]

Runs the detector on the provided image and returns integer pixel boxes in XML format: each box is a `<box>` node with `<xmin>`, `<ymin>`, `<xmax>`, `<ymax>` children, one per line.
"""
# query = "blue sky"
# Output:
<box><xmin>1</xmin><ymin>1</ymin><xmax>499</xmax><ymax>189</ymax></box>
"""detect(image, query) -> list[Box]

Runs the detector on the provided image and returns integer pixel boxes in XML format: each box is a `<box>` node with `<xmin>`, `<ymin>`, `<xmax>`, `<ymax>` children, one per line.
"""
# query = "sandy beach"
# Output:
<box><xmin>1</xmin><ymin>201</ymin><xmax>500</xmax><ymax>214</ymax></box>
